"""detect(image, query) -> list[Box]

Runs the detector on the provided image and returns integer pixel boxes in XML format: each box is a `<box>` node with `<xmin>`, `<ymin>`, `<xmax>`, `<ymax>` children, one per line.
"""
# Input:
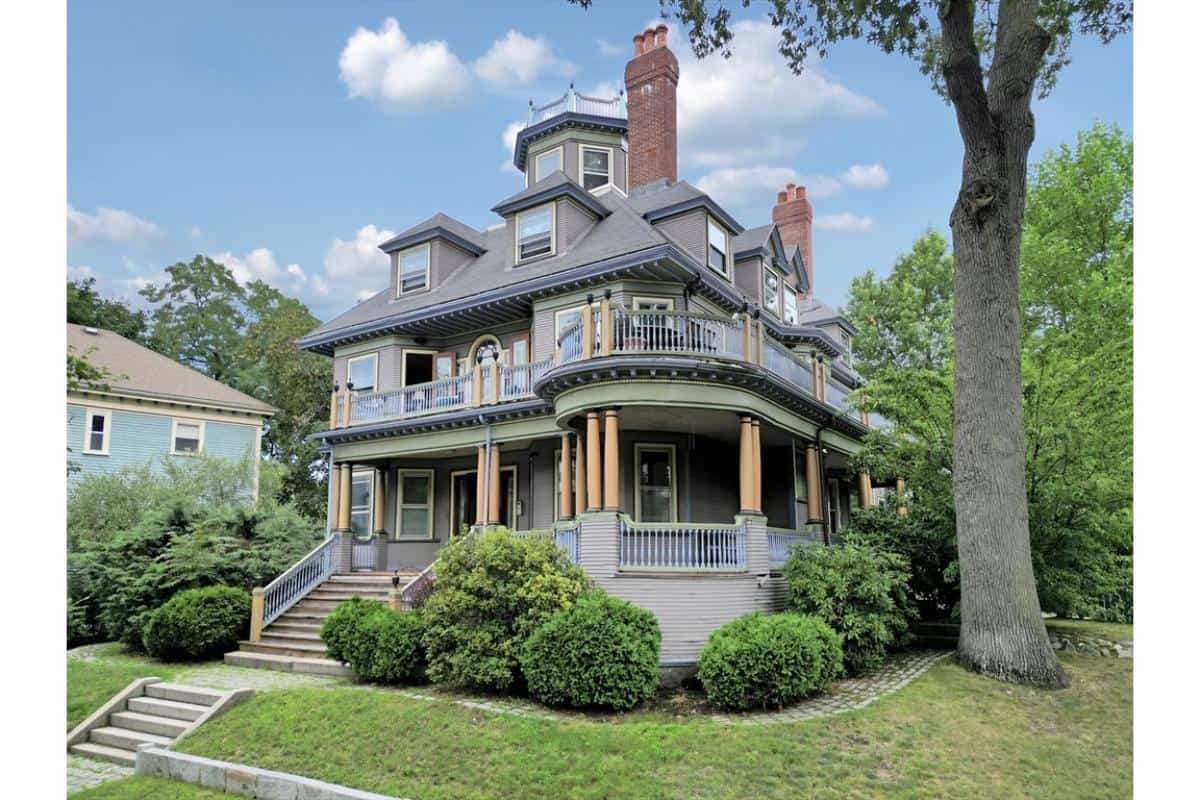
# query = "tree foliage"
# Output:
<box><xmin>68</xmin><ymin>277</ymin><xmax>147</xmax><ymax>341</ymax></box>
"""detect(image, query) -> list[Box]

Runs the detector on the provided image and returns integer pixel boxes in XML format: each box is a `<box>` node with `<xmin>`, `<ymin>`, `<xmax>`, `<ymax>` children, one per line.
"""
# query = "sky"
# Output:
<box><xmin>67</xmin><ymin>1</ymin><xmax>1132</xmax><ymax>323</ymax></box>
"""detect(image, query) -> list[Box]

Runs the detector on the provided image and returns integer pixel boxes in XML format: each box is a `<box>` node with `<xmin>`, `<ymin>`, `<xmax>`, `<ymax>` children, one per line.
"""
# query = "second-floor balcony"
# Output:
<box><xmin>328</xmin><ymin>306</ymin><xmax>866</xmax><ymax>431</ymax></box>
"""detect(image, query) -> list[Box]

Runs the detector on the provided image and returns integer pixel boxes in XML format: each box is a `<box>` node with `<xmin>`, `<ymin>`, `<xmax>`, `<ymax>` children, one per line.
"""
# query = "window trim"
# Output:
<box><xmin>705</xmin><ymin>216</ymin><xmax>731</xmax><ymax>280</ymax></box>
<box><xmin>83</xmin><ymin>408</ymin><xmax>112</xmax><ymax>455</ymax></box>
<box><xmin>401</xmin><ymin>347</ymin><xmax>437</xmax><ymax>387</ymax></box>
<box><xmin>634</xmin><ymin>443</ymin><xmax>678</xmax><ymax>523</ymax></box>
<box><xmin>346</xmin><ymin>352</ymin><xmax>379</xmax><ymax>393</ymax></box>
<box><xmin>631</xmin><ymin>296</ymin><xmax>675</xmax><ymax>311</ymax></box>
<box><xmin>782</xmin><ymin>283</ymin><xmax>799</xmax><ymax>325</ymax></box>
<box><xmin>467</xmin><ymin>334</ymin><xmax>503</xmax><ymax>366</ymax></box>
<box><xmin>514</xmin><ymin>203</ymin><xmax>557</xmax><ymax>263</ymax></box>
<box><xmin>170</xmin><ymin>418</ymin><xmax>206</xmax><ymax>456</ymax></box>
<box><xmin>350</xmin><ymin>468</ymin><xmax>375</xmax><ymax>540</ymax></box>
<box><xmin>395</xmin><ymin>242</ymin><xmax>432</xmax><ymax>297</ymax></box>
<box><xmin>394</xmin><ymin>468</ymin><xmax>436</xmax><ymax>540</ymax></box>
<box><xmin>762</xmin><ymin>265</ymin><xmax>782</xmax><ymax>317</ymax></box>
<box><xmin>578</xmin><ymin>145</ymin><xmax>614</xmax><ymax>193</ymax></box>
<box><xmin>531</xmin><ymin>145</ymin><xmax>565</xmax><ymax>184</ymax></box>
<box><xmin>434</xmin><ymin>351</ymin><xmax>457</xmax><ymax>379</ymax></box>
<box><xmin>509</xmin><ymin>333</ymin><xmax>530</xmax><ymax>365</ymax></box>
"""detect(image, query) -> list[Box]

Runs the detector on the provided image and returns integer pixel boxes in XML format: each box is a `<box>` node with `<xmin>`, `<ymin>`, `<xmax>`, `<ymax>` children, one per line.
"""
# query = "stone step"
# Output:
<box><xmin>239</xmin><ymin>639</ymin><xmax>330</xmax><ymax>659</ymax></box>
<box><xmin>224</xmin><ymin>649</ymin><xmax>351</xmax><ymax>677</ymax></box>
<box><xmin>145</xmin><ymin>682</ymin><xmax>224</xmax><ymax>707</ymax></box>
<box><xmin>109</xmin><ymin>710</ymin><xmax>191</xmax><ymax>738</ymax></box>
<box><xmin>126</xmin><ymin>695</ymin><xmax>208</xmax><ymax>722</ymax></box>
<box><xmin>268</xmin><ymin>621</ymin><xmax>325</xmax><ymax>635</ymax></box>
<box><xmin>70</xmin><ymin>741</ymin><xmax>136</xmax><ymax>766</ymax></box>
<box><xmin>261</xmin><ymin>630</ymin><xmax>323</xmax><ymax>643</ymax></box>
<box><xmin>291</xmin><ymin>599</ymin><xmax>386</xmax><ymax>614</ymax></box>
<box><xmin>306</xmin><ymin>590</ymin><xmax>392</xmax><ymax>602</ymax></box>
<box><xmin>90</xmin><ymin>725</ymin><xmax>171</xmax><ymax>751</ymax></box>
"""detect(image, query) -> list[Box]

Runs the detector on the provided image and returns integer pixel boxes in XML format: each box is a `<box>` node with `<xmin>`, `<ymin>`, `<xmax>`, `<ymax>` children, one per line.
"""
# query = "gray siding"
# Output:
<box><xmin>734</xmin><ymin>256</ymin><xmax>762</xmax><ymax>305</ymax></box>
<box><xmin>555</xmin><ymin>197</ymin><xmax>596</xmax><ymax>252</ymax></box>
<box><xmin>653</xmin><ymin>208</ymin><xmax>707</xmax><ymax>265</ymax></box>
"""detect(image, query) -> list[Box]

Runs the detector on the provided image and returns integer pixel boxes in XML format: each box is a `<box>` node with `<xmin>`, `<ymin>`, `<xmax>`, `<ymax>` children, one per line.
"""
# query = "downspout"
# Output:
<box><xmin>324</xmin><ymin>445</ymin><xmax>334</xmax><ymax>540</ymax></box>
<box><xmin>479</xmin><ymin>414</ymin><xmax>492</xmax><ymax>528</ymax></box>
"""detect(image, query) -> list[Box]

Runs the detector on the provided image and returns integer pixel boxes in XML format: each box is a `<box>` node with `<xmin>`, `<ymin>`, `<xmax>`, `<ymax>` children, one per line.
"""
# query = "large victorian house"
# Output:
<box><xmin>231</xmin><ymin>25</ymin><xmax>891</xmax><ymax>673</ymax></box>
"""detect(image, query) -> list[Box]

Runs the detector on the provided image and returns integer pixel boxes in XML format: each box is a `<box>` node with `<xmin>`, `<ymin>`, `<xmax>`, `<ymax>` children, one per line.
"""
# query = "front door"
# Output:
<box><xmin>451</xmin><ymin>468</ymin><xmax>517</xmax><ymax>534</ymax></box>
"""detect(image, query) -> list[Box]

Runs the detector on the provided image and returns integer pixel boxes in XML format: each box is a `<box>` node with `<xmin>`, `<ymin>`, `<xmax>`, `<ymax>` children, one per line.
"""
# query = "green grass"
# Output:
<box><xmin>72</xmin><ymin>777</ymin><xmax>234</xmax><ymax>799</ymax></box>
<box><xmin>67</xmin><ymin>644</ymin><xmax>184</xmax><ymax>730</ymax></box>
<box><xmin>178</xmin><ymin>654</ymin><xmax>1132</xmax><ymax>800</ymax></box>
<box><xmin>1045</xmin><ymin>617</ymin><xmax>1133</xmax><ymax>642</ymax></box>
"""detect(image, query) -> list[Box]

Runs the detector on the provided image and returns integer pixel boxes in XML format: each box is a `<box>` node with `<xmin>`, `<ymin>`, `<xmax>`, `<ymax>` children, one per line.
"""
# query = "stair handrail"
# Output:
<box><xmin>256</xmin><ymin>534</ymin><xmax>339</xmax><ymax>632</ymax></box>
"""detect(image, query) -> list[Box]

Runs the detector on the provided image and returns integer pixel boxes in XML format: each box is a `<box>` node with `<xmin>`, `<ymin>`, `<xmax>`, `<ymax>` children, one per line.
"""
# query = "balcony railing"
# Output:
<box><xmin>611</xmin><ymin>307</ymin><xmax>743</xmax><ymax>359</ymax></box>
<box><xmin>500</xmin><ymin>358</ymin><xmax>553</xmax><ymax>401</ymax></box>
<box><xmin>763</xmin><ymin>336</ymin><xmax>815</xmax><ymax>391</ymax></box>
<box><xmin>619</xmin><ymin>516</ymin><xmax>746</xmax><ymax>571</ymax></box>
<box><xmin>348</xmin><ymin>373</ymin><xmax>474</xmax><ymax>425</ymax></box>
<box><xmin>527</xmin><ymin>87</ymin><xmax>626</xmax><ymax>126</ymax></box>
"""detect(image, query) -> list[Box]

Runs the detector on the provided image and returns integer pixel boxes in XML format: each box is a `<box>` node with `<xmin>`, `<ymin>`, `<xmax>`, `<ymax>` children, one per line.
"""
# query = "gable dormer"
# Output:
<box><xmin>514</xmin><ymin>86</ymin><xmax>629</xmax><ymax>195</ymax></box>
<box><xmin>378</xmin><ymin>213</ymin><xmax>487</xmax><ymax>299</ymax></box>
<box><xmin>491</xmin><ymin>171</ymin><xmax>610</xmax><ymax>267</ymax></box>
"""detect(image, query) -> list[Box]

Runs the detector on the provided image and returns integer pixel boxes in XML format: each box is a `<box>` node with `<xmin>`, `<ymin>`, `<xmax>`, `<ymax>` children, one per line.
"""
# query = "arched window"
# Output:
<box><xmin>469</xmin><ymin>334</ymin><xmax>503</xmax><ymax>366</ymax></box>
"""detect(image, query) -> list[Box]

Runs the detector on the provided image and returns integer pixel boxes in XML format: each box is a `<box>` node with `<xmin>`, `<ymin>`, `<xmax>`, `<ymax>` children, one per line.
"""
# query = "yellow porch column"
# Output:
<box><xmin>373</xmin><ymin>468</ymin><xmax>387</xmax><ymax>534</ymax></box>
<box><xmin>471</xmin><ymin>363</ymin><xmax>483</xmax><ymax>407</ymax></box>
<box><xmin>600</xmin><ymin>296</ymin><xmax>613</xmax><ymax>357</ymax></box>
<box><xmin>336</xmin><ymin>464</ymin><xmax>352</xmax><ymax>532</ymax></box>
<box><xmin>488</xmin><ymin>442</ymin><xmax>502</xmax><ymax>525</ymax></box>
<box><xmin>329</xmin><ymin>386</ymin><xmax>339</xmax><ymax>429</ymax></box>
<box><xmin>574</xmin><ymin>432</ymin><xmax>588</xmax><ymax>516</ymax></box>
<box><xmin>329</xmin><ymin>461</ymin><xmax>342</xmax><ymax>531</ymax></box>
<box><xmin>805</xmin><ymin>444</ymin><xmax>823</xmax><ymax>524</ymax></box>
<box><xmin>340</xmin><ymin>389</ymin><xmax>353</xmax><ymax>427</ymax></box>
<box><xmin>751</xmin><ymin>419</ymin><xmax>762</xmax><ymax>512</ymax></box>
<box><xmin>738</xmin><ymin>416</ymin><xmax>754</xmax><ymax>513</ymax></box>
<box><xmin>896</xmin><ymin>478</ymin><xmax>908</xmax><ymax>516</ymax></box>
<box><xmin>582</xmin><ymin>306</ymin><xmax>595</xmax><ymax>360</ymax></box>
<box><xmin>488</xmin><ymin>360</ymin><xmax>500</xmax><ymax>404</ymax></box>
<box><xmin>858</xmin><ymin>471</ymin><xmax>873</xmax><ymax>510</ymax></box>
<box><xmin>741</xmin><ymin>315</ymin><xmax>752</xmax><ymax>362</ymax></box>
<box><xmin>603</xmin><ymin>408</ymin><xmax>620</xmax><ymax>511</ymax></box>
<box><xmin>586</xmin><ymin>411</ymin><xmax>602</xmax><ymax>511</ymax></box>
<box><xmin>559</xmin><ymin>434</ymin><xmax>573</xmax><ymax>519</ymax></box>
<box><xmin>475</xmin><ymin>446</ymin><xmax>487</xmax><ymax>525</ymax></box>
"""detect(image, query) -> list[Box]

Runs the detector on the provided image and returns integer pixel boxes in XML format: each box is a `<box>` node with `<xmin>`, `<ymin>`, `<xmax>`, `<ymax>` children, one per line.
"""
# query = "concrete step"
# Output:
<box><xmin>268</xmin><ymin>621</ymin><xmax>325</xmax><ymax>635</ymax></box>
<box><xmin>291</xmin><ymin>599</ymin><xmax>386</xmax><ymax>614</ymax></box>
<box><xmin>305</xmin><ymin>590</ymin><xmax>391</xmax><ymax>602</ymax></box>
<box><xmin>70</xmin><ymin>741</ymin><xmax>136</xmax><ymax>766</ymax></box>
<box><xmin>90</xmin><ymin>725</ymin><xmax>171</xmax><ymax>751</ymax></box>
<box><xmin>260</xmin><ymin>630</ymin><xmax>323</xmax><ymax>643</ymax></box>
<box><xmin>109</xmin><ymin>710</ymin><xmax>190</xmax><ymax>738</ymax></box>
<box><xmin>126</xmin><ymin>695</ymin><xmax>208</xmax><ymax>723</ymax></box>
<box><xmin>145</xmin><ymin>682</ymin><xmax>224</xmax><ymax>708</ymax></box>
<box><xmin>276</xmin><ymin>610</ymin><xmax>330</xmax><ymax>623</ymax></box>
<box><xmin>239</xmin><ymin>639</ymin><xmax>330</xmax><ymax>658</ymax></box>
<box><xmin>224</xmin><ymin>650</ymin><xmax>351</xmax><ymax>677</ymax></box>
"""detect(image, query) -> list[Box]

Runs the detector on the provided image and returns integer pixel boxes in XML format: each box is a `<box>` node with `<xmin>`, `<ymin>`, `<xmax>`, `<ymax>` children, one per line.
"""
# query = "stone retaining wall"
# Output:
<box><xmin>1047</xmin><ymin>630</ymin><xmax>1132</xmax><ymax>658</ymax></box>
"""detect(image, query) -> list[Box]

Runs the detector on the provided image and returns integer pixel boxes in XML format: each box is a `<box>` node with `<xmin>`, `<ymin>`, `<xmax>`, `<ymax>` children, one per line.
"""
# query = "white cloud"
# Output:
<box><xmin>597</xmin><ymin>39</ymin><xmax>624</xmax><ymax>57</ymax></box>
<box><xmin>189</xmin><ymin>225</ymin><xmax>203</xmax><ymax>239</ymax></box>
<box><xmin>473</xmin><ymin>30</ymin><xmax>575</xmax><ymax>88</ymax></box>
<box><xmin>814</xmin><ymin>213</ymin><xmax>874</xmax><ymax>233</ymax></box>
<box><xmin>338</xmin><ymin>18</ymin><xmax>472</xmax><ymax>112</ymax></box>
<box><xmin>840</xmin><ymin>163</ymin><xmax>890</xmax><ymax>190</ymax></box>
<box><xmin>499</xmin><ymin>120</ymin><xmax>525</xmax><ymax>175</ymax></box>
<box><xmin>321</xmin><ymin>224</ymin><xmax>396</xmax><ymax>303</ymax></box>
<box><xmin>67</xmin><ymin>265</ymin><xmax>96</xmax><ymax>282</ymax></box>
<box><xmin>696</xmin><ymin>166</ymin><xmax>842</xmax><ymax>209</ymax></box>
<box><xmin>671</xmin><ymin>20</ymin><xmax>884</xmax><ymax>168</ymax></box>
<box><xmin>212</xmin><ymin>248</ymin><xmax>328</xmax><ymax>297</ymax></box>
<box><xmin>67</xmin><ymin>205</ymin><xmax>164</xmax><ymax>247</ymax></box>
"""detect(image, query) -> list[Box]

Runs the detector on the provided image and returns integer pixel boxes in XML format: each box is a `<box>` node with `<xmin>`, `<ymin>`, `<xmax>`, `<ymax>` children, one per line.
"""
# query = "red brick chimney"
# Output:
<box><xmin>624</xmin><ymin>24</ymin><xmax>678</xmax><ymax>190</ymax></box>
<box><xmin>773</xmin><ymin>183</ymin><xmax>814</xmax><ymax>292</ymax></box>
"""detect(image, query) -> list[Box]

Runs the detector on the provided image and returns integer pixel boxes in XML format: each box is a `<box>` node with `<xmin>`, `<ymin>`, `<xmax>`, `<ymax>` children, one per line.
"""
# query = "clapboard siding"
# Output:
<box><xmin>556</xmin><ymin>197</ymin><xmax>598</xmax><ymax>252</ymax></box>
<box><xmin>734</xmin><ymin>256</ymin><xmax>762</xmax><ymax>304</ymax></box>
<box><xmin>653</xmin><ymin>208</ymin><xmax>707</xmax><ymax>265</ymax></box>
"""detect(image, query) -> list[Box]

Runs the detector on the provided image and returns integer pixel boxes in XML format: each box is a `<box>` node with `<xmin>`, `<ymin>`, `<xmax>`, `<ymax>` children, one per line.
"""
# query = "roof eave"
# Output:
<box><xmin>378</xmin><ymin>226</ymin><xmax>486</xmax><ymax>257</ymax></box>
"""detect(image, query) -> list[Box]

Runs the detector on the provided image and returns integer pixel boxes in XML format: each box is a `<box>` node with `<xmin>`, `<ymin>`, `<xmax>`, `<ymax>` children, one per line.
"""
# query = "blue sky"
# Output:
<box><xmin>67</xmin><ymin>1</ymin><xmax>1131</xmax><ymax>322</ymax></box>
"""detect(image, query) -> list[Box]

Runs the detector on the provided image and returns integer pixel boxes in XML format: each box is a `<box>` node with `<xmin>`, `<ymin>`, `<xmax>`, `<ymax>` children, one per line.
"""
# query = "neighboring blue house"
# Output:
<box><xmin>67</xmin><ymin>323</ymin><xmax>274</xmax><ymax>493</ymax></box>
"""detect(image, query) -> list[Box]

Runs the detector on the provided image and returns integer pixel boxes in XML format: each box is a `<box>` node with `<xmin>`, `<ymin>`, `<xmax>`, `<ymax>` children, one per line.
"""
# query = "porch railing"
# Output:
<box><xmin>351</xmin><ymin>538</ymin><xmax>377</xmax><ymax>571</ymax></box>
<box><xmin>767</xmin><ymin>528</ymin><xmax>817</xmax><ymax>569</ymax></box>
<box><xmin>349</xmin><ymin>373</ymin><xmax>474</xmax><ymax>426</ymax></box>
<box><xmin>499</xmin><ymin>357</ymin><xmax>552</xmax><ymax>401</ymax></box>
<box><xmin>611</xmin><ymin>307</ymin><xmax>742</xmax><ymax>359</ymax></box>
<box><xmin>618</xmin><ymin>516</ymin><xmax>746</xmax><ymax>571</ymax></box>
<box><xmin>261</xmin><ymin>535</ymin><xmax>338</xmax><ymax>627</ymax></box>
<box><xmin>527</xmin><ymin>89</ymin><xmax>625</xmax><ymax>125</ymax></box>
<box><xmin>511</xmin><ymin>525</ymin><xmax>580</xmax><ymax>564</ymax></box>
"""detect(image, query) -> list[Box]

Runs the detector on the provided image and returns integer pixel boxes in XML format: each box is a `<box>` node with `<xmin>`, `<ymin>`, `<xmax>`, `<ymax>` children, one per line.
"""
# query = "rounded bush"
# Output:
<box><xmin>351</xmin><ymin>609</ymin><xmax>427</xmax><ymax>685</ymax></box>
<box><xmin>321</xmin><ymin>597</ymin><xmax>389</xmax><ymax>665</ymax></box>
<box><xmin>697</xmin><ymin>612</ymin><xmax>843</xmax><ymax>711</ymax></box>
<box><xmin>142</xmin><ymin>586</ymin><xmax>251</xmax><ymax>660</ymax></box>
<box><xmin>520</xmin><ymin>591</ymin><xmax>661</xmax><ymax>711</ymax></box>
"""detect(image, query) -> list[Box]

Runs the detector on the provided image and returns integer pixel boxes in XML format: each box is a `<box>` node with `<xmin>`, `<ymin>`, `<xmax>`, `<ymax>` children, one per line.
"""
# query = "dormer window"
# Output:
<box><xmin>706</xmin><ymin>216</ymin><xmax>730</xmax><ymax>277</ymax></box>
<box><xmin>516</xmin><ymin>204</ymin><xmax>555</xmax><ymax>262</ymax></box>
<box><xmin>580</xmin><ymin>146</ymin><xmax>612</xmax><ymax>192</ymax></box>
<box><xmin>533</xmin><ymin>147</ymin><xmax>563</xmax><ymax>182</ymax></box>
<box><xmin>397</xmin><ymin>244</ymin><xmax>430</xmax><ymax>296</ymax></box>
<box><xmin>783</xmin><ymin>284</ymin><xmax>798</xmax><ymax>325</ymax></box>
<box><xmin>763</xmin><ymin>266</ymin><xmax>781</xmax><ymax>316</ymax></box>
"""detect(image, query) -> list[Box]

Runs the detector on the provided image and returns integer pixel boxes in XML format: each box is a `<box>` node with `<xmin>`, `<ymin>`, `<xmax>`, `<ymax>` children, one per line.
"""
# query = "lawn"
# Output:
<box><xmin>72</xmin><ymin>777</ymin><xmax>234</xmax><ymax>799</ymax></box>
<box><xmin>67</xmin><ymin>644</ymin><xmax>183</xmax><ymax>730</ymax></box>
<box><xmin>1045</xmin><ymin>617</ymin><xmax>1133</xmax><ymax>642</ymax></box>
<box><xmin>176</xmin><ymin>654</ymin><xmax>1132</xmax><ymax>800</ymax></box>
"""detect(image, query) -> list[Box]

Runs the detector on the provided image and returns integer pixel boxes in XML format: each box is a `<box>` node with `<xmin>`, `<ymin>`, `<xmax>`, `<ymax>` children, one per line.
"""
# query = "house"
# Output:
<box><xmin>66</xmin><ymin>323</ymin><xmax>274</xmax><ymax>494</ymax></box>
<box><xmin>232</xmin><ymin>24</ymin><xmax>893</xmax><ymax>673</ymax></box>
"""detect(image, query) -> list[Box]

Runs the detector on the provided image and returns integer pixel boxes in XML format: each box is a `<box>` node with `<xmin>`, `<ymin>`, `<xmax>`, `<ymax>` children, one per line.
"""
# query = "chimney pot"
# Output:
<box><xmin>625</xmin><ymin>23</ymin><xmax>679</xmax><ymax>189</ymax></box>
<box><xmin>777</xmin><ymin>191</ymin><xmax>788</xmax><ymax>203</ymax></box>
<box><xmin>633</xmin><ymin>33</ymin><xmax>644</xmax><ymax>57</ymax></box>
<box><xmin>655</xmin><ymin>24</ymin><xmax>668</xmax><ymax>47</ymax></box>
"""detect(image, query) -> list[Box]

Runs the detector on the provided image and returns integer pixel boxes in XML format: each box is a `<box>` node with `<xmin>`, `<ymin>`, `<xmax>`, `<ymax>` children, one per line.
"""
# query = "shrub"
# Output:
<box><xmin>321</xmin><ymin>597</ymin><xmax>389</xmax><ymax>665</ymax></box>
<box><xmin>421</xmin><ymin>528</ymin><xmax>590</xmax><ymax>692</ymax></box>
<box><xmin>697</xmin><ymin>612</ymin><xmax>843</xmax><ymax>710</ymax></box>
<box><xmin>352</xmin><ymin>610</ymin><xmax>427</xmax><ymax>685</ymax></box>
<box><xmin>783</xmin><ymin>542</ymin><xmax>914</xmax><ymax>675</ymax></box>
<box><xmin>521</xmin><ymin>591</ymin><xmax>660</xmax><ymax>711</ymax></box>
<box><xmin>142</xmin><ymin>586</ymin><xmax>251</xmax><ymax>660</ymax></box>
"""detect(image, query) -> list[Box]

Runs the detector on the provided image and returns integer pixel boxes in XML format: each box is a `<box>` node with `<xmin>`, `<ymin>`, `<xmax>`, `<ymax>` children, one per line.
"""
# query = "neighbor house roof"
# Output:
<box><xmin>67</xmin><ymin>323</ymin><xmax>275</xmax><ymax>416</ymax></box>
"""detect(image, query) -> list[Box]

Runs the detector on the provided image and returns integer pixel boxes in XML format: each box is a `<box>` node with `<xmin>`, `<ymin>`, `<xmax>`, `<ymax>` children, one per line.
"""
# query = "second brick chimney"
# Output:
<box><xmin>624</xmin><ymin>24</ymin><xmax>678</xmax><ymax>190</ymax></box>
<box><xmin>773</xmin><ymin>183</ymin><xmax>814</xmax><ymax>292</ymax></box>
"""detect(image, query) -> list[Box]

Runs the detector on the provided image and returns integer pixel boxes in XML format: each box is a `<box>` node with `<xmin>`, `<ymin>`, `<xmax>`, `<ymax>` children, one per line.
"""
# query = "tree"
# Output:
<box><xmin>140</xmin><ymin>255</ymin><xmax>246</xmax><ymax>384</ymax></box>
<box><xmin>67</xmin><ymin>278</ymin><xmax>147</xmax><ymax>341</ymax></box>
<box><xmin>582</xmin><ymin>0</ymin><xmax>1130</xmax><ymax>687</ymax></box>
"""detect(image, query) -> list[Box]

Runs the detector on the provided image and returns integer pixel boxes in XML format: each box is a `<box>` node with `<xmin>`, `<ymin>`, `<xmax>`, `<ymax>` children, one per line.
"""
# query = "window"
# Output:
<box><xmin>397</xmin><ymin>244</ymin><xmax>430</xmax><ymax>295</ymax></box>
<box><xmin>533</xmin><ymin>147</ymin><xmax>563</xmax><ymax>181</ymax></box>
<box><xmin>516</xmin><ymin>205</ymin><xmax>554</xmax><ymax>261</ymax></box>
<box><xmin>706</xmin><ymin>217</ymin><xmax>729</xmax><ymax>277</ymax></box>
<box><xmin>635</xmin><ymin>444</ymin><xmax>677</xmax><ymax>522</ymax></box>
<box><xmin>763</xmin><ymin>267</ymin><xmax>781</xmax><ymax>316</ymax></box>
<box><xmin>171</xmin><ymin>419</ymin><xmax>204</xmax><ymax>455</ymax></box>
<box><xmin>632</xmin><ymin>297</ymin><xmax>674</xmax><ymax>311</ymax></box>
<box><xmin>350</xmin><ymin>470</ymin><xmax>374</xmax><ymax>538</ymax></box>
<box><xmin>396</xmin><ymin>470</ymin><xmax>434</xmax><ymax>539</ymax></box>
<box><xmin>511</xmin><ymin>335</ymin><xmax>529</xmax><ymax>365</ymax></box>
<box><xmin>83</xmin><ymin>408</ymin><xmax>111</xmax><ymax>455</ymax></box>
<box><xmin>435</xmin><ymin>353</ymin><xmax>456</xmax><ymax>380</ymax></box>
<box><xmin>580</xmin><ymin>146</ymin><xmax>612</xmax><ymax>192</ymax></box>
<box><xmin>402</xmin><ymin>350</ymin><xmax>435</xmax><ymax>386</ymax></box>
<box><xmin>783</xmin><ymin>284</ymin><xmax>799</xmax><ymax>325</ymax></box>
<box><xmin>347</xmin><ymin>353</ymin><xmax>378</xmax><ymax>393</ymax></box>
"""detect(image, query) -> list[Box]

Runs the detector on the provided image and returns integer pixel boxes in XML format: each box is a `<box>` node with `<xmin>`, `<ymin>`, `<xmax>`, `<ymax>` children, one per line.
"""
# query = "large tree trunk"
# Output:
<box><xmin>941</xmin><ymin>0</ymin><xmax>1067</xmax><ymax>687</ymax></box>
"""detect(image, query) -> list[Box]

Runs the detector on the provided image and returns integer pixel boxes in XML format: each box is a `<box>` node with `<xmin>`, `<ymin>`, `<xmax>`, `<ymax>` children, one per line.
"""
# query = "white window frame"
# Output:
<box><xmin>763</xmin><ymin>265</ymin><xmax>782</xmax><ymax>317</ymax></box>
<box><xmin>783</xmin><ymin>284</ymin><xmax>799</xmax><ymax>325</ymax></box>
<box><xmin>532</xmin><ymin>145</ymin><xmax>564</xmax><ymax>183</ymax></box>
<box><xmin>170</xmin><ymin>418</ymin><xmax>205</xmax><ymax>456</ymax></box>
<box><xmin>83</xmin><ymin>408</ymin><xmax>111</xmax><ymax>455</ymax></box>
<box><xmin>515</xmin><ymin>203</ymin><xmax>556</xmax><ymax>263</ymax></box>
<box><xmin>634</xmin><ymin>443</ymin><xmax>678</xmax><ymax>523</ymax></box>
<box><xmin>706</xmin><ymin>216</ymin><xmax>731</xmax><ymax>279</ymax></box>
<box><xmin>346</xmin><ymin>352</ymin><xmax>379</xmax><ymax>393</ymax></box>
<box><xmin>510</xmin><ymin>334</ymin><xmax>530</xmax><ymax>365</ymax></box>
<box><xmin>350</xmin><ymin>468</ymin><xmax>375</xmax><ymax>540</ymax></box>
<box><xmin>632</xmin><ymin>296</ymin><xmax>675</xmax><ymax>311</ymax></box>
<box><xmin>401</xmin><ymin>348</ymin><xmax>437</xmax><ymax>387</ymax></box>
<box><xmin>395</xmin><ymin>468</ymin><xmax>436</xmax><ymax>540</ymax></box>
<box><xmin>579</xmin><ymin>145</ymin><xmax>614</xmax><ymax>193</ymax></box>
<box><xmin>396</xmin><ymin>243</ymin><xmax>431</xmax><ymax>297</ymax></box>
